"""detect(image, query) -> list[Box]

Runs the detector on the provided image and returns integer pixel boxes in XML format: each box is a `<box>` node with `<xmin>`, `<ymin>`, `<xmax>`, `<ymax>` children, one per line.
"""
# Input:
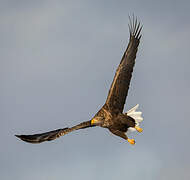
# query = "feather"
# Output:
<box><xmin>105</xmin><ymin>17</ymin><xmax>142</xmax><ymax>114</ymax></box>
<box><xmin>127</xmin><ymin>104</ymin><xmax>143</xmax><ymax>123</ymax></box>
<box><xmin>15</xmin><ymin>121</ymin><xmax>94</xmax><ymax>144</ymax></box>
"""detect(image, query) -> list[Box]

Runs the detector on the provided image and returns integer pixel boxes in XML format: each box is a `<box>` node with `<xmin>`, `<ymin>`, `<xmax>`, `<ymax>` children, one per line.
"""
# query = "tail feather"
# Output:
<box><xmin>127</xmin><ymin>104</ymin><xmax>143</xmax><ymax>123</ymax></box>
<box><xmin>127</xmin><ymin>104</ymin><xmax>139</xmax><ymax>114</ymax></box>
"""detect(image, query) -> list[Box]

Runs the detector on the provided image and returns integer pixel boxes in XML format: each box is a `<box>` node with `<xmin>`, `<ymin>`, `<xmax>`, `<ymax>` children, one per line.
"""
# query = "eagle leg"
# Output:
<box><xmin>135</xmin><ymin>126</ymin><xmax>143</xmax><ymax>133</ymax></box>
<box><xmin>127</xmin><ymin>138</ymin><xmax>135</xmax><ymax>145</ymax></box>
<box><xmin>109</xmin><ymin>129</ymin><xmax>135</xmax><ymax>145</ymax></box>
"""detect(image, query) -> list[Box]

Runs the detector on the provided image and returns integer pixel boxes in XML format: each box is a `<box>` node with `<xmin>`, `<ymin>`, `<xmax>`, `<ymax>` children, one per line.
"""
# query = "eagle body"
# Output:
<box><xmin>16</xmin><ymin>16</ymin><xmax>143</xmax><ymax>145</ymax></box>
<box><xmin>110</xmin><ymin>114</ymin><xmax>136</xmax><ymax>131</ymax></box>
<box><xmin>93</xmin><ymin>104</ymin><xmax>135</xmax><ymax>130</ymax></box>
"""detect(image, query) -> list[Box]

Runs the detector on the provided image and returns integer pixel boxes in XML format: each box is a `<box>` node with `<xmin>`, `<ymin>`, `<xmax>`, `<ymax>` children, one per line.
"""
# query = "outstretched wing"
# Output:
<box><xmin>15</xmin><ymin>120</ymin><xmax>94</xmax><ymax>144</ymax></box>
<box><xmin>105</xmin><ymin>16</ymin><xmax>142</xmax><ymax>114</ymax></box>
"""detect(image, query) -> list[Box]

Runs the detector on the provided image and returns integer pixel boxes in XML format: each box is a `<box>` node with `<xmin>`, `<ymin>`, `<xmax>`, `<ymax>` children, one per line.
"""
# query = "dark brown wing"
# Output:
<box><xmin>105</xmin><ymin>16</ymin><xmax>142</xmax><ymax>114</ymax></box>
<box><xmin>15</xmin><ymin>120</ymin><xmax>94</xmax><ymax>144</ymax></box>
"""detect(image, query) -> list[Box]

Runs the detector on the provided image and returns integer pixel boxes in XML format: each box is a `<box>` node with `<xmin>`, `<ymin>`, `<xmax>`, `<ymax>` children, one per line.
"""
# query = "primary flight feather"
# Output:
<box><xmin>16</xmin><ymin>16</ymin><xmax>143</xmax><ymax>145</ymax></box>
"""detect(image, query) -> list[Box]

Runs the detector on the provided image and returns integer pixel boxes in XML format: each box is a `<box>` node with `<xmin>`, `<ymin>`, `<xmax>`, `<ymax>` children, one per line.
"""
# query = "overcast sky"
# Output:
<box><xmin>1</xmin><ymin>0</ymin><xmax>190</xmax><ymax>180</ymax></box>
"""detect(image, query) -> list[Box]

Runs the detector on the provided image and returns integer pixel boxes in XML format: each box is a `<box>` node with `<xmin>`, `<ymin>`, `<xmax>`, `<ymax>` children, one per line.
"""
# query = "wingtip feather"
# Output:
<box><xmin>128</xmin><ymin>15</ymin><xmax>142</xmax><ymax>40</ymax></box>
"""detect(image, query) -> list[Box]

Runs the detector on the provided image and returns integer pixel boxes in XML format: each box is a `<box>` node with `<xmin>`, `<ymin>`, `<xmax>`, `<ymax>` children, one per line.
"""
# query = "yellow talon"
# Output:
<box><xmin>135</xmin><ymin>126</ymin><xmax>143</xmax><ymax>133</ymax></box>
<box><xmin>127</xmin><ymin>139</ymin><xmax>135</xmax><ymax>145</ymax></box>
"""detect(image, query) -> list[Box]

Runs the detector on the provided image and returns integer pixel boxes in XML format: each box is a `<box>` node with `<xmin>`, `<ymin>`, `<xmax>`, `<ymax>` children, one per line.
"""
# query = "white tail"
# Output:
<box><xmin>127</xmin><ymin>104</ymin><xmax>143</xmax><ymax>125</ymax></box>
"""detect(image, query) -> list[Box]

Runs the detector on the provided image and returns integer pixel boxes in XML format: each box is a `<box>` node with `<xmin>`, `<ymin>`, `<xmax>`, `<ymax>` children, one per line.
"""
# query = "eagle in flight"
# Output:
<box><xmin>16</xmin><ymin>16</ymin><xmax>143</xmax><ymax>145</ymax></box>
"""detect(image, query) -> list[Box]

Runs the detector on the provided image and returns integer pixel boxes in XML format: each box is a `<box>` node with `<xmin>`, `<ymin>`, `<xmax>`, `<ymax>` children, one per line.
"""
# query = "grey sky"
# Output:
<box><xmin>1</xmin><ymin>0</ymin><xmax>190</xmax><ymax>180</ymax></box>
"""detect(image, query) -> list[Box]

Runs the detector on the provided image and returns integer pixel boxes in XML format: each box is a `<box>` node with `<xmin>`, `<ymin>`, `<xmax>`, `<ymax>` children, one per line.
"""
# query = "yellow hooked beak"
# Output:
<box><xmin>91</xmin><ymin>118</ymin><xmax>100</xmax><ymax>125</ymax></box>
<box><xmin>91</xmin><ymin>118</ymin><xmax>97</xmax><ymax>125</ymax></box>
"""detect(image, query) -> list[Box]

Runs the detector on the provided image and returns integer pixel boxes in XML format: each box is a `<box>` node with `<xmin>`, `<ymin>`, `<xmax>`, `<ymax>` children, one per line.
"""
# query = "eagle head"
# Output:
<box><xmin>91</xmin><ymin>116</ymin><xmax>104</xmax><ymax>126</ymax></box>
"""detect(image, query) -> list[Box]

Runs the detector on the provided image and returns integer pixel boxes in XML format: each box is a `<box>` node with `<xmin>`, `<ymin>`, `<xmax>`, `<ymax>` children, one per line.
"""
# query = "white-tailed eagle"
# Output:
<box><xmin>16</xmin><ymin>16</ymin><xmax>143</xmax><ymax>145</ymax></box>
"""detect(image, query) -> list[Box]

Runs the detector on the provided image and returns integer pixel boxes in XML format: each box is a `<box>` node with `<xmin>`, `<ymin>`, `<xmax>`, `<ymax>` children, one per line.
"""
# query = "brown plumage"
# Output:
<box><xmin>15</xmin><ymin>16</ymin><xmax>143</xmax><ymax>145</ymax></box>
<box><xmin>15</xmin><ymin>121</ymin><xmax>93</xmax><ymax>143</ymax></box>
